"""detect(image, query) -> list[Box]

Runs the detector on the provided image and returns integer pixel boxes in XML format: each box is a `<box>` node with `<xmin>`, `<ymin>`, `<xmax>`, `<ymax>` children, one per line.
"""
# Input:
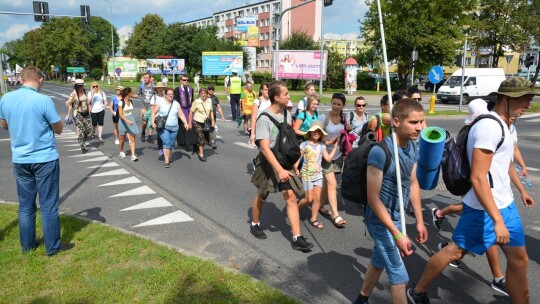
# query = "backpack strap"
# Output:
<box><xmin>377</xmin><ymin>141</ymin><xmax>392</xmax><ymax>173</ymax></box>
<box><xmin>349</xmin><ymin>111</ymin><xmax>354</xmax><ymax>124</ymax></box>
<box><xmin>471</xmin><ymin>114</ymin><xmax>505</xmax><ymax>150</ymax></box>
<box><xmin>260</xmin><ymin>111</ymin><xmax>281</xmax><ymax>128</ymax></box>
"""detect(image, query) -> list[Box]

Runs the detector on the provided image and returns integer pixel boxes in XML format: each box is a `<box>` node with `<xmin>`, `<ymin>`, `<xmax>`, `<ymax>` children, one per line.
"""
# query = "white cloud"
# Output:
<box><xmin>0</xmin><ymin>23</ymin><xmax>36</xmax><ymax>47</ymax></box>
<box><xmin>324</xmin><ymin>33</ymin><xmax>360</xmax><ymax>41</ymax></box>
<box><xmin>117</xmin><ymin>25</ymin><xmax>132</xmax><ymax>39</ymax></box>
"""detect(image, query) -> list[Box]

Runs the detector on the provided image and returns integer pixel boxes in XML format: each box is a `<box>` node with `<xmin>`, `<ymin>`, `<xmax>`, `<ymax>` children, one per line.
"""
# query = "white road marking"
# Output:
<box><xmin>89</xmin><ymin>168</ymin><xmax>129</xmax><ymax>177</ymax></box>
<box><xmin>522</xmin><ymin>113</ymin><xmax>540</xmax><ymax>118</ymax></box>
<box><xmin>132</xmin><ymin>210</ymin><xmax>193</xmax><ymax>227</ymax></box>
<box><xmin>66</xmin><ymin>147</ymin><xmax>96</xmax><ymax>152</ymax></box>
<box><xmin>0</xmin><ymin>138</ymin><xmax>10</xmax><ymax>142</ymax></box>
<box><xmin>99</xmin><ymin>176</ymin><xmax>141</xmax><ymax>187</ymax></box>
<box><xmin>70</xmin><ymin>151</ymin><xmax>104</xmax><ymax>157</ymax></box>
<box><xmin>87</xmin><ymin>163</ymin><xmax>119</xmax><ymax>168</ymax></box>
<box><xmin>525</xmin><ymin>118</ymin><xmax>540</xmax><ymax>123</ymax></box>
<box><xmin>120</xmin><ymin>197</ymin><xmax>173</xmax><ymax>211</ymax></box>
<box><xmin>233</xmin><ymin>141</ymin><xmax>257</xmax><ymax>149</ymax></box>
<box><xmin>110</xmin><ymin>185</ymin><xmax>155</xmax><ymax>197</ymax></box>
<box><xmin>527</xmin><ymin>225</ymin><xmax>540</xmax><ymax>232</ymax></box>
<box><xmin>77</xmin><ymin>156</ymin><xmax>110</xmax><ymax>162</ymax></box>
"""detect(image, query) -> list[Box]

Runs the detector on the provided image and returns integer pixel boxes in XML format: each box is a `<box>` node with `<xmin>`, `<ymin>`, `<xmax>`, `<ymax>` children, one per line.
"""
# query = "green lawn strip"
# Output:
<box><xmin>0</xmin><ymin>204</ymin><xmax>297</xmax><ymax>304</ymax></box>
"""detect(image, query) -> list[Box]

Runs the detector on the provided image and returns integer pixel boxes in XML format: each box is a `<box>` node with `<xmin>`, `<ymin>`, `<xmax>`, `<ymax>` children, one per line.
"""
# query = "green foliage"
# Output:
<box><xmin>251</xmin><ymin>71</ymin><xmax>273</xmax><ymax>84</ymax></box>
<box><xmin>356</xmin><ymin>72</ymin><xmax>377</xmax><ymax>90</ymax></box>
<box><xmin>362</xmin><ymin>0</ymin><xmax>476</xmax><ymax>88</ymax></box>
<box><xmin>90</xmin><ymin>68</ymin><xmax>103</xmax><ymax>80</ymax></box>
<box><xmin>280</xmin><ymin>30</ymin><xmax>320</xmax><ymax>50</ymax></box>
<box><xmin>324</xmin><ymin>47</ymin><xmax>346</xmax><ymax>90</ymax></box>
<box><xmin>123</xmin><ymin>14</ymin><xmax>166</xmax><ymax>59</ymax></box>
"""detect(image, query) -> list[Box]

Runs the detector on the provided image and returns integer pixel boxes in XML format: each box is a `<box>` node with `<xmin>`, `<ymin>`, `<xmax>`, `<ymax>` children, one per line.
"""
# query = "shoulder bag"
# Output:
<box><xmin>154</xmin><ymin>102</ymin><xmax>173</xmax><ymax>130</ymax></box>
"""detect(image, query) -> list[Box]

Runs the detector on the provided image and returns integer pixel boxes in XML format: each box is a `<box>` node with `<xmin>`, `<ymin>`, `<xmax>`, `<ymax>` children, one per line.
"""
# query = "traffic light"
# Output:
<box><xmin>323</xmin><ymin>0</ymin><xmax>333</xmax><ymax>7</ymax></box>
<box><xmin>525</xmin><ymin>55</ymin><xmax>535</xmax><ymax>68</ymax></box>
<box><xmin>33</xmin><ymin>1</ymin><xmax>50</xmax><ymax>22</ymax></box>
<box><xmin>1</xmin><ymin>61</ymin><xmax>7</xmax><ymax>71</ymax></box>
<box><xmin>80</xmin><ymin>5</ymin><xmax>90</xmax><ymax>25</ymax></box>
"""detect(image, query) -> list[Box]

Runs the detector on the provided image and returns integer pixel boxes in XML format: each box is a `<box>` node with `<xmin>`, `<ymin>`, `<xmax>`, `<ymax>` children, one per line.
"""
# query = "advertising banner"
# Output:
<box><xmin>107</xmin><ymin>59</ymin><xmax>138</xmax><ymax>76</ymax></box>
<box><xmin>273</xmin><ymin>50</ymin><xmax>328</xmax><ymax>80</ymax></box>
<box><xmin>247</xmin><ymin>26</ymin><xmax>259</xmax><ymax>47</ymax></box>
<box><xmin>235</xmin><ymin>17</ymin><xmax>258</xmax><ymax>47</ymax></box>
<box><xmin>146</xmin><ymin>58</ymin><xmax>186</xmax><ymax>75</ymax></box>
<box><xmin>202</xmin><ymin>52</ymin><xmax>243</xmax><ymax>76</ymax></box>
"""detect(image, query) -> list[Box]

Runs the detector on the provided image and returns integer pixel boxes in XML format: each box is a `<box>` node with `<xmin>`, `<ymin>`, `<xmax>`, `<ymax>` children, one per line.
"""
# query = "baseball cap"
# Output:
<box><xmin>489</xmin><ymin>77</ymin><xmax>540</xmax><ymax>98</ymax></box>
<box><xmin>465</xmin><ymin>99</ymin><xmax>489</xmax><ymax>124</ymax></box>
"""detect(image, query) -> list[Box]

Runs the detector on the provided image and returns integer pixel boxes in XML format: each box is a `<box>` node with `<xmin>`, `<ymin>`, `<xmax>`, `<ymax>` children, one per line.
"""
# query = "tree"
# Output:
<box><xmin>474</xmin><ymin>0</ymin><xmax>529</xmax><ymax>68</ymax></box>
<box><xmin>362</xmin><ymin>0</ymin><xmax>476</xmax><ymax>88</ymax></box>
<box><xmin>84</xmin><ymin>16</ymin><xmax>120</xmax><ymax>73</ymax></box>
<box><xmin>123</xmin><ymin>14</ymin><xmax>166</xmax><ymax>58</ymax></box>
<box><xmin>324</xmin><ymin>47</ymin><xmax>345</xmax><ymax>90</ymax></box>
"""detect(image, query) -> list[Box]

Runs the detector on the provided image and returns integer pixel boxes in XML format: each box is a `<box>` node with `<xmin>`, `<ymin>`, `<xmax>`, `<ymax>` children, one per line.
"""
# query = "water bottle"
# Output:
<box><xmin>514</xmin><ymin>164</ymin><xmax>533</xmax><ymax>188</ymax></box>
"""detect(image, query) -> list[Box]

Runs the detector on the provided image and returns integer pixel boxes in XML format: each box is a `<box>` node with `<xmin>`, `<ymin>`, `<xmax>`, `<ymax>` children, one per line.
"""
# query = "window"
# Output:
<box><xmin>260</xmin><ymin>33</ymin><xmax>265</xmax><ymax>40</ymax></box>
<box><xmin>226</xmin><ymin>13</ymin><xmax>231</xmax><ymax>19</ymax></box>
<box><xmin>266</xmin><ymin>4</ymin><xmax>270</xmax><ymax>12</ymax></box>
<box><xmin>264</xmin><ymin>46</ymin><xmax>269</xmax><ymax>53</ymax></box>
<box><xmin>238</xmin><ymin>11</ymin><xmax>244</xmax><ymax>17</ymax></box>
<box><xmin>273</xmin><ymin>3</ymin><xmax>280</xmax><ymax>12</ymax></box>
<box><xmin>253</xmin><ymin>7</ymin><xmax>258</xmax><ymax>14</ymax></box>
<box><xmin>215</xmin><ymin>16</ymin><xmax>220</xmax><ymax>22</ymax></box>
<box><xmin>466</xmin><ymin>77</ymin><xmax>476</xmax><ymax>86</ymax></box>
<box><xmin>266</xmin><ymin>32</ymin><xmax>270</xmax><ymax>40</ymax></box>
<box><xmin>265</xmin><ymin>60</ymin><xmax>270</xmax><ymax>68</ymax></box>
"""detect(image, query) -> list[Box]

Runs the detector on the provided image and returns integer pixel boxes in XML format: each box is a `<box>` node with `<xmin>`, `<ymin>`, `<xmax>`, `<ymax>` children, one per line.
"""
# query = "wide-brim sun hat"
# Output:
<box><xmin>307</xmin><ymin>120</ymin><xmax>328</xmax><ymax>136</ymax></box>
<box><xmin>489</xmin><ymin>77</ymin><xmax>540</xmax><ymax>98</ymax></box>
<box><xmin>115</xmin><ymin>85</ymin><xmax>124</xmax><ymax>91</ymax></box>
<box><xmin>74</xmin><ymin>79</ymin><xmax>84</xmax><ymax>85</ymax></box>
<box><xmin>465</xmin><ymin>98</ymin><xmax>489</xmax><ymax>124</ymax></box>
<box><xmin>153</xmin><ymin>82</ymin><xmax>166</xmax><ymax>89</ymax></box>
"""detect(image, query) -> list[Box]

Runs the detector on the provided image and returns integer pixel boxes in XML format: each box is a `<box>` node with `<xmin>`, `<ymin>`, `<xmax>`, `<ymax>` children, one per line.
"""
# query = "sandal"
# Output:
<box><xmin>332</xmin><ymin>216</ymin><xmax>346</xmax><ymax>228</ymax></box>
<box><xmin>318</xmin><ymin>208</ymin><xmax>331</xmax><ymax>217</ymax></box>
<box><xmin>308</xmin><ymin>219</ymin><xmax>324</xmax><ymax>230</ymax></box>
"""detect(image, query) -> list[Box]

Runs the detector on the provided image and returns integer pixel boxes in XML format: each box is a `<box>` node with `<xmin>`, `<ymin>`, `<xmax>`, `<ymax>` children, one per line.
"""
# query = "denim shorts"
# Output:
<box><xmin>303</xmin><ymin>178</ymin><xmax>323</xmax><ymax>191</ymax></box>
<box><xmin>452</xmin><ymin>202</ymin><xmax>525</xmax><ymax>255</ymax></box>
<box><xmin>365</xmin><ymin>216</ymin><xmax>409</xmax><ymax>285</ymax></box>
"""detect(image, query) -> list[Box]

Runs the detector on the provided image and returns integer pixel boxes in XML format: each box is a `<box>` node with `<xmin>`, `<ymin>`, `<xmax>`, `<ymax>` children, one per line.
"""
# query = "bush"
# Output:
<box><xmin>89</xmin><ymin>68</ymin><xmax>102</xmax><ymax>80</ymax></box>
<box><xmin>135</xmin><ymin>72</ymin><xmax>143</xmax><ymax>83</ymax></box>
<box><xmin>251</xmin><ymin>71</ymin><xmax>273</xmax><ymax>84</ymax></box>
<box><xmin>357</xmin><ymin>72</ymin><xmax>376</xmax><ymax>90</ymax></box>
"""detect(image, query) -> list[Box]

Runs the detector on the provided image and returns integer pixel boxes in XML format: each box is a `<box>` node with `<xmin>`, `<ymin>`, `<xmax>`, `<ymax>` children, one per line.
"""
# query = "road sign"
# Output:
<box><xmin>67</xmin><ymin>67</ymin><xmax>86</xmax><ymax>73</ymax></box>
<box><xmin>412</xmin><ymin>50</ymin><xmax>418</xmax><ymax>61</ymax></box>
<box><xmin>505</xmin><ymin>55</ymin><xmax>514</xmax><ymax>63</ymax></box>
<box><xmin>429</xmin><ymin>66</ymin><xmax>444</xmax><ymax>84</ymax></box>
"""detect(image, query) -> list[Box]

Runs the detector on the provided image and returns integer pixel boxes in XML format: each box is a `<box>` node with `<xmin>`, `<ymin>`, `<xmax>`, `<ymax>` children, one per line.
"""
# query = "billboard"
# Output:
<box><xmin>235</xmin><ymin>17</ymin><xmax>259</xmax><ymax>47</ymax></box>
<box><xmin>202</xmin><ymin>52</ymin><xmax>243</xmax><ymax>76</ymax></box>
<box><xmin>107</xmin><ymin>59</ymin><xmax>138</xmax><ymax>76</ymax></box>
<box><xmin>146</xmin><ymin>58</ymin><xmax>186</xmax><ymax>75</ymax></box>
<box><xmin>243</xmin><ymin>47</ymin><xmax>256</xmax><ymax>73</ymax></box>
<box><xmin>273</xmin><ymin>50</ymin><xmax>328</xmax><ymax>80</ymax></box>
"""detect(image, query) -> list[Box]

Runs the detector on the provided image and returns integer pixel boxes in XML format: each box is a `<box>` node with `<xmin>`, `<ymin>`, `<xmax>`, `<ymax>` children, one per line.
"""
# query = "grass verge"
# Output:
<box><xmin>0</xmin><ymin>203</ymin><xmax>297</xmax><ymax>304</ymax></box>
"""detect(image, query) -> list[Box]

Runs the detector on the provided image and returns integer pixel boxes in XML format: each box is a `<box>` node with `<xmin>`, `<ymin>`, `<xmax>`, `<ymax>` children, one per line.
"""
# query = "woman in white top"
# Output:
<box><xmin>189</xmin><ymin>88</ymin><xmax>215</xmax><ymax>162</ymax></box>
<box><xmin>152</xmin><ymin>88</ymin><xmax>189</xmax><ymax>168</ymax></box>
<box><xmin>118</xmin><ymin>87</ymin><xmax>140</xmax><ymax>161</ymax></box>
<box><xmin>319</xmin><ymin>93</ymin><xmax>347</xmax><ymax>228</ymax></box>
<box><xmin>88</xmin><ymin>81</ymin><xmax>107</xmax><ymax>141</ymax></box>
<box><xmin>249</xmin><ymin>83</ymin><xmax>271</xmax><ymax>146</ymax></box>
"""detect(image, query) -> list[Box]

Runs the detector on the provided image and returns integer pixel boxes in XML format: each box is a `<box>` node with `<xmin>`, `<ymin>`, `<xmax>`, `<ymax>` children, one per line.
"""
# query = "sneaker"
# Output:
<box><xmin>158</xmin><ymin>149</ymin><xmax>164</xmax><ymax>156</ymax></box>
<box><xmin>119</xmin><ymin>152</ymin><xmax>126</xmax><ymax>158</ymax></box>
<box><xmin>250</xmin><ymin>224</ymin><xmax>267</xmax><ymax>239</ymax></box>
<box><xmin>251</xmin><ymin>158</ymin><xmax>257</xmax><ymax>171</ymax></box>
<box><xmin>141</xmin><ymin>134</ymin><xmax>146</xmax><ymax>142</ymax></box>
<box><xmin>431</xmin><ymin>208</ymin><xmax>445</xmax><ymax>231</ymax></box>
<box><xmin>81</xmin><ymin>148</ymin><xmax>87</xmax><ymax>154</ymax></box>
<box><xmin>46</xmin><ymin>243</ymin><xmax>75</xmax><ymax>257</ymax></box>
<box><xmin>131</xmin><ymin>154</ymin><xmax>139</xmax><ymax>161</ymax></box>
<box><xmin>407</xmin><ymin>288</ymin><xmax>430</xmax><ymax>304</ymax></box>
<box><xmin>491</xmin><ymin>278</ymin><xmax>509</xmax><ymax>297</ymax></box>
<box><xmin>164</xmin><ymin>162</ymin><xmax>170</xmax><ymax>168</ymax></box>
<box><xmin>146</xmin><ymin>135</ymin><xmax>154</xmax><ymax>143</ymax></box>
<box><xmin>291</xmin><ymin>235</ymin><xmax>314</xmax><ymax>252</ymax></box>
<box><xmin>114</xmin><ymin>139</ymin><xmax>119</xmax><ymax>145</ymax></box>
<box><xmin>437</xmin><ymin>242</ymin><xmax>461</xmax><ymax>267</ymax></box>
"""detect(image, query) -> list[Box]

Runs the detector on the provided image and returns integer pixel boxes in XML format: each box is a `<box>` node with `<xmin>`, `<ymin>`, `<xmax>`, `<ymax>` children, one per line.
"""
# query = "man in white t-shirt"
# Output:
<box><xmin>409</xmin><ymin>77</ymin><xmax>537</xmax><ymax>304</ymax></box>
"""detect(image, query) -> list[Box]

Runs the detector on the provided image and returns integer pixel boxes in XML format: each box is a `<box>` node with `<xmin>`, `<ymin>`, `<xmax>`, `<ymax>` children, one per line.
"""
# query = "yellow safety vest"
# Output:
<box><xmin>230</xmin><ymin>76</ymin><xmax>242</xmax><ymax>94</ymax></box>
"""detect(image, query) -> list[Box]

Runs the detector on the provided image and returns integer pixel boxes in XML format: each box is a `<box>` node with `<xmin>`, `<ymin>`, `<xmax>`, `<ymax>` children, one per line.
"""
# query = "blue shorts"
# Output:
<box><xmin>452</xmin><ymin>202</ymin><xmax>525</xmax><ymax>255</ymax></box>
<box><xmin>365</xmin><ymin>217</ymin><xmax>408</xmax><ymax>285</ymax></box>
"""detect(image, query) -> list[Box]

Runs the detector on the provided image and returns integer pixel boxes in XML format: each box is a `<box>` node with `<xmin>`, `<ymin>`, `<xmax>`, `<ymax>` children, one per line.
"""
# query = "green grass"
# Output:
<box><xmin>0</xmin><ymin>203</ymin><xmax>297</xmax><ymax>304</ymax></box>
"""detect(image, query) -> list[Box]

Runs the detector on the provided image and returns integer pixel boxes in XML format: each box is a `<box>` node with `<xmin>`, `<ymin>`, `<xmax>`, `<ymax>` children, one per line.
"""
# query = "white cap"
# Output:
<box><xmin>231</xmin><ymin>69</ymin><xmax>238</xmax><ymax>74</ymax></box>
<box><xmin>465</xmin><ymin>99</ymin><xmax>489</xmax><ymax>124</ymax></box>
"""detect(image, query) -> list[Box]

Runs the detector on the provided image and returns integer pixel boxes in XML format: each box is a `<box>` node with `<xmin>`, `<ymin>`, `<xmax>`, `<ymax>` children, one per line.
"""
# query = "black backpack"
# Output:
<box><xmin>359</xmin><ymin>113</ymin><xmax>382</xmax><ymax>139</ymax></box>
<box><xmin>441</xmin><ymin>114</ymin><xmax>505</xmax><ymax>196</ymax></box>
<box><xmin>341</xmin><ymin>133</ymin><xmax>392</xmax><ymax>204</ymax></box>
<box><xmin>259</xmin><ymin>110</ymin><xmax>301</xmax><ymax>170</ymax></box>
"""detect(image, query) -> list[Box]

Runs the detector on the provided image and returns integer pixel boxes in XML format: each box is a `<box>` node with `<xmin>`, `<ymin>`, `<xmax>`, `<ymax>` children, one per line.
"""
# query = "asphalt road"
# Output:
<box><xmin>1</xmin><ymin>83</ymin><xmax>539</xmax><ymax>303</ymax></box>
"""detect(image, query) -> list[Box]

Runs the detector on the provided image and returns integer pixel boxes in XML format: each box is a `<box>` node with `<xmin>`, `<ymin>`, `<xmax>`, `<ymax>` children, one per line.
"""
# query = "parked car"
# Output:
<box><xmin>436</xmin><ymin>68</ymin><xmax>505</xmax><ymax>105</ymax></box>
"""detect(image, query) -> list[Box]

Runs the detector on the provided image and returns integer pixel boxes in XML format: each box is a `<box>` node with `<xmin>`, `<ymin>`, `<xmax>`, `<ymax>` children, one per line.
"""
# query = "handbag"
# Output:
<box><xmin>154</xmin><ymin>103</ymin><xmax>173</xmax><ymax>130</ymax></box>
<box><xmin>201</xmin><ymin>101</ymin><xmax>214</xmax><ymax>133</ymax></box>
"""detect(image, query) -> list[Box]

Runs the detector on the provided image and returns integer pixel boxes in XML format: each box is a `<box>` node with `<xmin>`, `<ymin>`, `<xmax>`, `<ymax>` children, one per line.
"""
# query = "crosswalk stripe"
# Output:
<box><xmin>233</xmin><ymin>141</ymin><xmax>257</xmax><ymax>149</ymax></box>
<box><xmin>77</xmin><ymin>156</ymin><xmax>110</xmax><ymax>162</ymax></box>
<box><xmin>87</xmin><ymin>163</ymin><xmax>119</xmax><ymax>168</ymax></box>
<box><xmin>525</xmin><ymin>118</ymin><xmax>540</xmax><ymax>123</ymax></box>
<box><xmin>89</xmin><ymin>168</ymin><xmax>129</xmax><ymax>177</ymax></box>
<box><xmin>66</xmin><ymin>147</ymin><xmax>96</xmax><ymax>152</ymax></box>
<box><xmin>132</xmin><ymin>210</ymin><xmax>193</xmax><ymax>227</ymax></box>
<box><xmin>70</xmin><ymin>151</ymin><xmax>104</xmax><ymax>157</ymax></box>
<box><xmin>120</xmin><ymin>197</ymin><xmax>173</xmax><ymax>211</ymax></box>
<box><xmin>522</xmin><ymin>113</ymin><xmax>540</xmax><ymax>118</ymax></box>
<box><xmin>110</xmin><ymin>185</ymin><xmax>155</xmax><ymax>197</ymax></box>
<box><xmin>0</xmin><ymin>138</ymin><xmax>10</xmax><ymax>142</ymax></box>
<box><xmin>99</xmin><ymin>176</ymin><xmax>141</xmax><ymax>186</ymax></box>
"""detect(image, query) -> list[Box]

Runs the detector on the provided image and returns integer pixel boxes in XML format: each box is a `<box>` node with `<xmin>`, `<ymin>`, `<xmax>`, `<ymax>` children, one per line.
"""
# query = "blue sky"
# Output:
<box><xmin>0</xmin><ymin>0</ymin><xmax>367</xmax><ymax>47</ymax></box>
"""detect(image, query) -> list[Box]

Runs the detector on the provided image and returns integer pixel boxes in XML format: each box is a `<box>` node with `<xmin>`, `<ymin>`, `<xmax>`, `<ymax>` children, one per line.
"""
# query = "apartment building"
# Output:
<box><xmin>185</xmin><ymin>0</ymin><xmax>322</xmax><ymax>73</ymax></box>
<box><xmin>324</xmin><ymin>38</ymin><xmax>364</xmax><ymax>58</ymax></box>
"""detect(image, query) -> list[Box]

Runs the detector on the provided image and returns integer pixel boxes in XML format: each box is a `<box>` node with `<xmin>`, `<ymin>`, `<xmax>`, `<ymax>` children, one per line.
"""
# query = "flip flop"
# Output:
<box><xmin>318</xmin><ymin>208</ymin><xmax>331</xmax><ymax>217</ymax></box>
<box><xmin>332</xmin><ymin>216</ymin><xmax>346</xmax><ymax>228</ymax></box>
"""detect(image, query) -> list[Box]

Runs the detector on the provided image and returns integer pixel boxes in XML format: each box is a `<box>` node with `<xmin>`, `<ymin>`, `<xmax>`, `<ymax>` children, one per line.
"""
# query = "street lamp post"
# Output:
<box><xmin>104</xmin><ymin>0</ymin><xmax>115</xmax><ymax>85</ymax></box>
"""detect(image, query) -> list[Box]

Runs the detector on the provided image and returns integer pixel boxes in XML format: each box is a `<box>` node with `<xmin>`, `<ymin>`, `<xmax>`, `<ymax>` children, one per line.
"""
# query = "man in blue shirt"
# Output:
<box><xmin>0</xmin><ymin>66</ymin><xmax>73</xmax><ymax>256</ymax></box>
<box><xmin>355</xmin><ymin>98</ymin><xmax>428</xmax><ymax>304</ymax></box>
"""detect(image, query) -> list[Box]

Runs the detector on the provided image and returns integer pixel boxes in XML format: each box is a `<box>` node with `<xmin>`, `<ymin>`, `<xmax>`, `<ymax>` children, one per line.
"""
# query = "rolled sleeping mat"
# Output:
<box><xmin>416</xmin><ymin>126</ymin><xmax>447</xmax><ymax>190</ymax></box>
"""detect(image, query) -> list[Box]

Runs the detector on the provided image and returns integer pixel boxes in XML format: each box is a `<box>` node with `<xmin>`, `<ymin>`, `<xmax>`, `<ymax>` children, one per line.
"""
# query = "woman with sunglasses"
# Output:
<box><xmin>151</xmin><ymin>88</ymin><xmax>189</xmax><ymax>168</ymax></box>
<box><xmin>319</xmin><ymin>93</ymin><xmax>347</xmax><ymax>228</ymax></box>
<box><xmin>349</xmin><ymin>96</ymin><xmax>369</xmax><ymax>147</ymax></box>
<box><xmin>109</xmin><ymin>85</ymin><xmax>123</xmax><ymax>145</ymax></box>
<box><xmin>88</xmin><ymin>81</ymin><xmax>107</xmax><ymax>141</ymax></box>
<box><xmin>65</xmin><ymin>79</ymin><xmax>91</xmax><ymax>153</ymax></box>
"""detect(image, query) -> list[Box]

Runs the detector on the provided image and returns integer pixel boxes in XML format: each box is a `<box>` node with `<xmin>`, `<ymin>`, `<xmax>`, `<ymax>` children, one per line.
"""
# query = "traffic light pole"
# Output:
<box><xmin>0</xmin><ymin>11</ymin><xmax>85</xmax><ymax>18</ymax></box>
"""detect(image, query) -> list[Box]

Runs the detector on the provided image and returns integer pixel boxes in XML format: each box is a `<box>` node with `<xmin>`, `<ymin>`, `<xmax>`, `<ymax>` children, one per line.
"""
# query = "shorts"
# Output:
<box><xmin>112</xmin><ymin>112</ymin><xmax>119</xmax><ymax>123</ymax></box>
<box><xmin>322</xmin><ymin>157</ymin><xmax>343</xmax><ymax>175</ymax></box>
<box><xmin>303</xmin><ymin>178</ymin><xmax>323</xmax><ymax>191</ymax></box>
<box><xmin>243</xmin><ymin>114</ymin><xmax>252</xmax><ymax>121</ymax></box>
<box><xmin>90</xmin><ymin>110</ymin><xmax>105</xmax><ymax>126</ymax></box>
<box><xmin>452</xmin><ymin>202</ymin><xmax>525</xmax><ymax>255</ymax></box>
<box><xmin>365</xmin><ymin>219</ymin><xmax>409</xmax><ymax>285</ymax></box>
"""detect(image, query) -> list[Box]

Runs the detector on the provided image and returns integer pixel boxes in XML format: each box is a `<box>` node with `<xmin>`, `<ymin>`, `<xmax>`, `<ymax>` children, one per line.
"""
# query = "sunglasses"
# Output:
<box><xmin>412</xmin><ymin>98</ymin><xmax>422</xmax><ymax>101</ymax></box>
<box><xmin>181</xmin><ymin>79</ymin><xmax>188</xmax><ymax>81</ymax></box>
<box><xmin>92</xmin><ymin>86</ymin><xmax>98</xmax><ymax>88</ymax></box>
<box><xmin>355</xmin><ymin>104</ymin><xmax>367</xmax><ymax>107</ymax></box>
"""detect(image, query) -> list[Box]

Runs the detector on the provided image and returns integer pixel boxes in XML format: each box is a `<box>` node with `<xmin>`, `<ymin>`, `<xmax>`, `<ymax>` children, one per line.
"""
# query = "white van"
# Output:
<box><xmin>437</xmin><ymin>68</ymin><xmax>506</xmax><ymax>104</ymax></box>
